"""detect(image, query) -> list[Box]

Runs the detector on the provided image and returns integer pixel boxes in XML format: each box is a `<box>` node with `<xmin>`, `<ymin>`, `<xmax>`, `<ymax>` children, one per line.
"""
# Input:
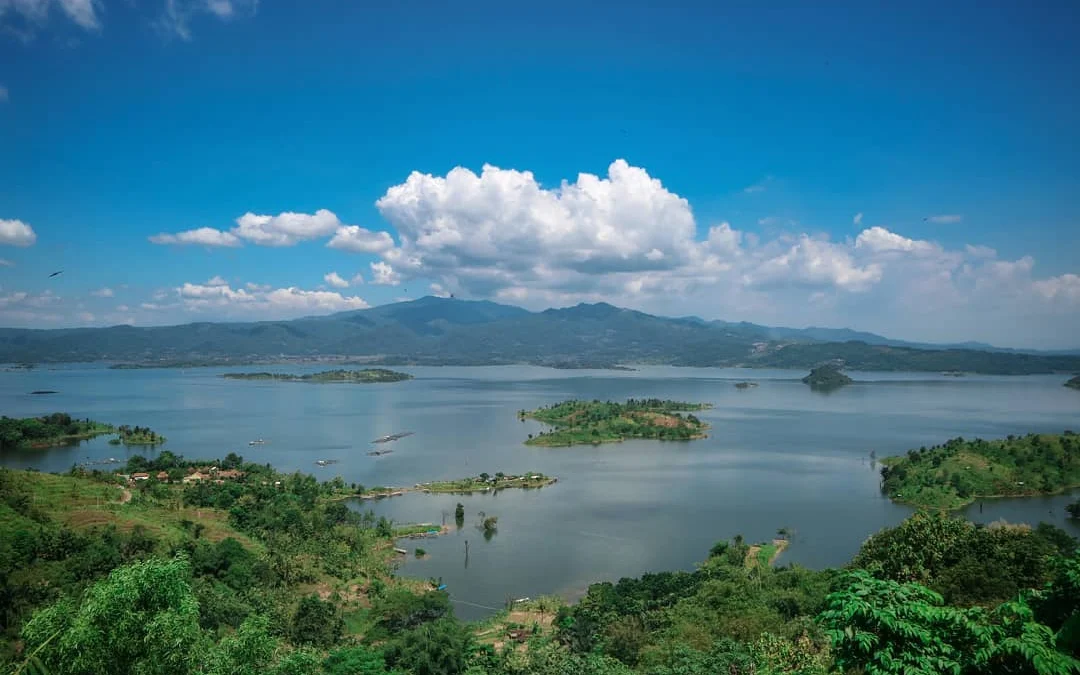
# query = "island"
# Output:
<box><xmin>734</xmin><ymin>381</ymin><xmax>758</xmax><ymax>389</ymax></box>
<box><xmin>879</xmin><ymin>432</ymin><xmax>1080</xmax><ymax>509</ymax></box>
<box><xmin>519</xmin><ymin>398</ymin><xmax>711</xmax><ymax>446</ymax></box>
<box><xmin>415</xmin><ymin>472</ymin><xmax>555</xmax><ymax>493</ymax></box>
<box><xmin>0</xmin><ymin>413</ymin><xmax>115</xmax><ymax>450</ymax></box>
<box><xmin>109</xmin><ymin>424</ymin><xmax>166</xmax><ymax>446</ymax></box>
<box><xmin>1066</xmin><ymin>375</ymin><xmax>1080</xmax><ymax>390</ymax></box>
<box><xmin>222</xmin><ymin>368</ymin><xmax>413</xmax><ymax>383</ymax></box>
<box><xmin>801</xmin><ymin>364</ymin><xmax>853</xmax><ymax>390</ymax></box>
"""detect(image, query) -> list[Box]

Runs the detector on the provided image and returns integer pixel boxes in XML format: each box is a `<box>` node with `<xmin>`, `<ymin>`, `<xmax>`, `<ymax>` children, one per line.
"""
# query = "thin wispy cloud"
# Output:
<box><xmin>743</xmin><ymin>175</ymin><xmax>773</xmax><ymax>194</ymax></box>
<box><xmin>853</xmin><ymin>212</ymin><xmax>863</xmax><ymax>225</ymax></box>
<box><xmin>0</xmin><ymin>85</ymin><xmax>8</xmax><ymax>103</ymax></box>
<box><xmin>158</xmin><ymin>0</ymin><xmax>258</xmax><ymax>41</ymax></box>
<box><xmin>928</xmin><ymin>214</ymin><xmax>963</xmax><ymax>224</ymax></box>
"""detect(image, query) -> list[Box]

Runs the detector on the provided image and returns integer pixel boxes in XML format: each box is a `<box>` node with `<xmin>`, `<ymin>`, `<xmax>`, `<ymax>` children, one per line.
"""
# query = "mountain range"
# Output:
<box><xmin>1</xmin><ymin>296</ymin><xmax>1078</xmax><ymax>375</ymax></box>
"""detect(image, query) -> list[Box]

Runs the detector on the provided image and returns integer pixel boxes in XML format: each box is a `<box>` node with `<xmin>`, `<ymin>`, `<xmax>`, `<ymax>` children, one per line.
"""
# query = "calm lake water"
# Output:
<box><xmin>2</xmin><ymin>365</ymin><xmax>1079</xmax><ymax>619</ymax></box>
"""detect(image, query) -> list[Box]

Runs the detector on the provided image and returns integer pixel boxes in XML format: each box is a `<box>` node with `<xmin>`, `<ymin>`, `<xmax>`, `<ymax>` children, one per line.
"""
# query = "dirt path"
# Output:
<box><xmin>118</xmin><ymin>488</ymin><xmax>132</xmax><ymax>504</ymax></box>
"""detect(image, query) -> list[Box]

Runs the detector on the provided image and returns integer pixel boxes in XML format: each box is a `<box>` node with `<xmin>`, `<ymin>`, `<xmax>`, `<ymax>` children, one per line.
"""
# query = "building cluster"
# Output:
<box><xmin>122</xmin><ymin>466</ymin><xmax>245</xmax><ymax>485</ymax></box>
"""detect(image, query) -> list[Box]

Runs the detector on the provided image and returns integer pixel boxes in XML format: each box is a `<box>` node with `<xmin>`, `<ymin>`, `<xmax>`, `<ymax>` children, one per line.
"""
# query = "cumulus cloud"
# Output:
<box><xmin>163</xmin><ymin>279</ymin><xmax>369</xmax><ymax>319</ymax></box>
<box><xmin>159</xmin><ymin>0</ymin><xmax>257</xmax><ymax>40</ymax></box>
<box><xmin>0</xmin><ymin>219</ymin><xmax>37</xmax><ymax>247</ymax></box>
<box><xmin>349</xmin><ymin>272</ymin><xmax>365</xmax><ymax>285</ymax></box>
<box><xmin>0</xmin><ymin>258</ymin><xmax>12</xmax><ymax>267</ymax></box>
<box><xmin>323</xmin><ymin>271</ymin><xmax>348</xmax><ymax>288</ymax></box>
<box><xmin>149</xmin><ymin>227</ymin><xmax>240</xmax><ymax>247</ymax></box>
<box><xmin>928</xmin><ymin>214</ymin><xmax>963</xmax><ymax>224</ymax></box>
<box><xmin>90</xmin><ymin>287</ymin><xmax>114</xmax><ymax>298</ymax></box>
<box><xmin>232</xmin><ymin>209</ymin><xmax>340</xmax><ymax>246</ymax></box>
<box><xmin>853</xmin><ymin>212</ymin><xmax>863</xmax><ymax>225</ymax></box>
<box><xmin>206</xmin><ymin>275</ymin><xmax>228</xmax><ymax>286</ymax></box>
<box><xmin>151</xmin><ymin>209</ymin><xmax>347</xmax><ymax>248</ymax></box>
<box><xmin>327</xmin><ymin>225</ymin><xmax>395</xmax><ymax>253</ymax></box>
<box><xmin>855</xmin><ymin>226</ymin><xmax>939</xmax><ymax>256</ymax></box>
<box><xmin>370</xmin><ymin>261</ymin><xmax>401</xmax><ymax>286</ymax></box>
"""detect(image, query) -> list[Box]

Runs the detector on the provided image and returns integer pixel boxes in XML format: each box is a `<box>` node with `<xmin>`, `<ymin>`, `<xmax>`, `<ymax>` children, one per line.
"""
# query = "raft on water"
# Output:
<box><xmin>372</xmin><ymin>431</ymin><xmax>414</xmax><ymax>444</ymax></box>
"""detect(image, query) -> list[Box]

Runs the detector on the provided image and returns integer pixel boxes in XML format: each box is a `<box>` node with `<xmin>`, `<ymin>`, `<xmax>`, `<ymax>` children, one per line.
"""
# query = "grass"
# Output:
<box><xmin>521</xmin><ymin>399</ymin><xmax>711</xmax><ymax>447</ymax></box>
<box><xmin>418</xmin><ymin>473</ymin><xmax>556</xmax><ymax>493</ymax></box>
<box><xmin>392</xmin><ymin>523</ymin><xmax>444</xmax><ymax>538</ymax></box>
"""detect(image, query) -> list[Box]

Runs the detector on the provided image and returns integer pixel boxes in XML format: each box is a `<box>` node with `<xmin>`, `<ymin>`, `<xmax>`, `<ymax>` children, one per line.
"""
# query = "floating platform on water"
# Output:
<box><xmin>372</xmin><ymin>431</ymin><xmax>414</xmax><ymax>444</ymax></box>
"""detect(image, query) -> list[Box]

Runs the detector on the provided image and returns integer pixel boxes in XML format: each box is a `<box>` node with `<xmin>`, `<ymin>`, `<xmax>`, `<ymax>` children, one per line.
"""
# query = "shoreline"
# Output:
<box><xmin>889</xmin><ymin>482</ymin><xmax>1080</xmax><ymax>512</ymax></box>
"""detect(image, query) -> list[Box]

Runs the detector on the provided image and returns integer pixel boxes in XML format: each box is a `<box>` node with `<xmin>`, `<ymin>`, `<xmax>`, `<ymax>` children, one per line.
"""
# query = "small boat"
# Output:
<box><xmin>248</xmin><ymin>439</ymin><xmax>266</xmax><ymax>446</ymax></box>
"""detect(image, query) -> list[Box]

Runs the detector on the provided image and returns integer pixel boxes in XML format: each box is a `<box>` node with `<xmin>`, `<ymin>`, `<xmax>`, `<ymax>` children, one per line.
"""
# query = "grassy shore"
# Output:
<box><xmin>521</xmin><ymin>398</ymin><xmax>711</xmax><ymax>447</ymax></box>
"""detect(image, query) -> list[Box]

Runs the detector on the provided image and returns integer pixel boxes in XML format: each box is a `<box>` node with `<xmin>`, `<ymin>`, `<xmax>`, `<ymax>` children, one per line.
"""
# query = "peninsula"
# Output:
<box><xmin>879</xmin><ymin>432</ymin><xmax>1080</xmax><ymax>509</ymax></box>
<box><xmin>1066</xmin><ymin>375</ymin><xmax>1080</xmax><ymax>390</ymax></box>
<box><xmin>801</xmin><ymin>364</ymin><xmax>853</xmax><ymax>390</ymax></box>
<box><xmin>520</xmin><ymin>398</ymin><xmax>711</xmax><ymax>446</ymax></box>
<box><xmin>0</xmin><ymin>413</ymin><xmax>115</xmax><ymax>450</ymax></box>
<box><xmin>222</xmin><ymin>368</ymin><xmax>412</xmax><ymax>384</ymax></box>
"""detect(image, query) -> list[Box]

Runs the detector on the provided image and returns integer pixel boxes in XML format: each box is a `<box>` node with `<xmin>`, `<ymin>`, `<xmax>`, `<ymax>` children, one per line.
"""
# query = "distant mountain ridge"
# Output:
<box><xmin>1</xmin><ymin>296</ymin><xmax>1078</xmax><ymax>374</ymax></box>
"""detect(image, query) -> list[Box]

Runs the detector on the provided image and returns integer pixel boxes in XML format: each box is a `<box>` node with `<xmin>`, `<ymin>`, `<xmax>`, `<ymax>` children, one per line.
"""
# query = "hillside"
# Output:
<box><xmin>2</xmin><ymin>296</ymin><xmax>1079</xmax><ymax>374</ymax></box>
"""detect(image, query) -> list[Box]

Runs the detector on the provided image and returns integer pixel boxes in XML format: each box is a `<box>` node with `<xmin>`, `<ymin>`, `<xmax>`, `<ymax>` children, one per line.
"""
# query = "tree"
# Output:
<box><xmin>202</xmin><ymin>614</ymin><xmax>279</xmax><ymax>675</ymax></box>
<box><xmin>383</xmin><ymin>618</ymin><xmax>473</xmax><ymax>675</ymax></box>
<box><xmin>21</xmin><ymin>556</ymin><xmax>202</xmax><ymax>675</ymax></box>
<box><xmin>323</xmin><ymin>645</ymin><xmax>391</xmax><ymax>675</ymax></box>
<box><xmin>290</xmin><ymin>594</ymin><xmax>343</xmax><ymax>648</ymax></box>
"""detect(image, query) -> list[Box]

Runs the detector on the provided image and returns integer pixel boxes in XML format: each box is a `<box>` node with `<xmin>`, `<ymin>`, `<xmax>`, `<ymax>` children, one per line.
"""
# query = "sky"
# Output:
<box><xmin>0</xmin><ymin>0</ymin><xmax>1078</xmax><ymax>349</ymax></box>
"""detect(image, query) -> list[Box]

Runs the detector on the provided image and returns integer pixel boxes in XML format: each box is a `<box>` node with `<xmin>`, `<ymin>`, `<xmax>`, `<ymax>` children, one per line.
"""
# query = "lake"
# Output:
<box><xmin>2</xmin><ymin>364</ymin><xmax>1078</xmax><ymax>619</ymax></box>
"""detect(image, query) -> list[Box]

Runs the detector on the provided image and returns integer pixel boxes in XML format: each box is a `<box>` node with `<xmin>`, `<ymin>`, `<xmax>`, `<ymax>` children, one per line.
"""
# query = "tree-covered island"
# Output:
<box><xmin>801</xmin><ymin>364</ymin><xmax>854</xmax><ymax>390</ymax></box>
<box><xmin>1066</xmin><ymin>375</ymin><xmax>1080</xmax><ymax>390</ymax></box>
<box><xmin>519</xmin><ymin>398</ymin><xmax>711</xmax><ymax>446</ymax></box>
<box><xmin>223</xmin><ymin>368</ymin><xmax>413</xmax><ymax>383</ymax></box>
<box><xmin>880</xmin><ymin>432</ymin><xmax>1080</xmax><ymax>509</ymax></box>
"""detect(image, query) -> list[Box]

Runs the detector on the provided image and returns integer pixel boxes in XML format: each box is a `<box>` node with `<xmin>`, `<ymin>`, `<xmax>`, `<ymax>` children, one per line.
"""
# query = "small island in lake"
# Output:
<box><xmin>223</xmin><ymin>368</ymin><xmax>412</xmax><ymax>384</ymax></box>
<box><xmin>1065</xmin><ymin>375</ymin><xmax>1080</xmax><ymax>390</ymax></box>
<box><xmin>520</xmin><ymin>398</ymin><xmax>711</xmax><ymax>446</ymax></box>
<box><xmin>415</xmin><ymin>472</ymin><xmax>556</xmax><ymax>493</ymax></box>
<box><xmin>801</xmin><ymin>365</ymin><xmax>853</xmax><ymax>390</ymax></box>
<box><xmin>734</xmin><ymin>381</ymin><xmax>758</xmax><ymax>389</ymax></box>
<box><xmin>879</xmin><ymin>432</ymin><xmax>1080</xmax><ymax>510</ymax></box>
<box><xmin>0</xmin><ymin>413</ymin><xmax>115</xmax><ymax>450</ymax></box>
<box><xmin>108</xmin><ymin>424</ymin><xmax>166</xmax><ymax>446</ymax></box>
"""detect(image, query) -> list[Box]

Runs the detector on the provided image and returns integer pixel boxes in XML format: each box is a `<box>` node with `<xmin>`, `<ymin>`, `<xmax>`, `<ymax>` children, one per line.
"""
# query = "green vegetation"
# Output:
<box><xmin>1067</xmin><ymin>500</ymin><xmax>1079</xmax><ymax>519</ymax></box>
<box><xmin>111</xmin><ymin>424</ymin><xmax>166</xmax><ymax>445</ymax></box>
<box><xmin>5</xmin><ymin>451</ymin><xmax>1080</xmax><ymax>674</ymax></box>
<box><xmin>223</xmin><ymin>368</ymin><xmax>413</xmax><ymax>383</ymax></box>
<box><xmin>0</xmin><ymin>413</ymin><xmax>114</xmax><ymax>451</ymax></box>
<box><xmin>521</xmin><ymin>398</ymin><xmax>711</xmax><ymax>446</ymax></box>
<box><xmin>801</xmin><ymin>365</ymin><xmax>853</xmax><ymax>390</ymax></box>
<box><xmin>417</xmin><ymin>472</ymin><xmax>555</xmax><ymax>493</ymax></box>
<box><xmin>880</xmin><ymin>432</ymin><xmax>1080</xmax><ymax>509</ymax></box>
<box><xmin>1066</xmin><ymin>375</ymin><xmax>1080</xmax><ymax>390</ymax></box>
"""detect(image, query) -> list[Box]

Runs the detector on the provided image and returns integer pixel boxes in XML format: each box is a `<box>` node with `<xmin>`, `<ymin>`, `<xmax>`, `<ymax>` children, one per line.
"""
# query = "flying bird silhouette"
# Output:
<box><xmin>48</xmin><ymin>270</ymin><xmax>63</xmax><ymax>278</ymax></box>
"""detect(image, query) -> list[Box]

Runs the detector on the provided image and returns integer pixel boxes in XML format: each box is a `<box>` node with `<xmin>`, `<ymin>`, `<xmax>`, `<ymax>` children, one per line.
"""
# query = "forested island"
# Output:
<box><xmin>880</xmin><ymin>432</ymin><xmax>1080</xmax><ymax>509</ymax></box>
<box><xmin>520</xmin><ymin>399</ymin><xmax>711</xmax><ymax>446</ymax></box>
<box><xmin>416</xmin><ymin>472</ymin><xmax>556</xmax><ymax>493</ymax></box>
<box><xmin>801</xmin><ymin>364</ymin><xmax>853</xmax><ymax>390</ymax></box>
<box><xmin>3</xmin><ymin>454</ymin><xmax>1080</xmax><ymax>674</ymax></box>
<box><xmin>0</xmin><ymin>413</ymin><xmax>114</xmax><ymax>450</ymax></box>
<box><xmin>223</xmin><ymin>368</ymin><xmax>413</xmax><ymax>383</ymax></box>
<box><xmin>110</xmin><ymin>424</ymin><xmax>166</xmax><ymax>445</ymax></box>
<box><xmin>1066</xmin><ymin>375</ymin><xmax>1080</xmax><ymax>390</ymax></box>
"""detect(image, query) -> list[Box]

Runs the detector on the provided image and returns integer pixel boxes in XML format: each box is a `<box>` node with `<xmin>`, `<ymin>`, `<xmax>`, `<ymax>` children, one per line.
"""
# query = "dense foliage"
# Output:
<box><xmin>222</xmin><ymin>369</ymin><xmax>413</xmax><ymax>383</ymax></box>
<box><xmin>0</xmin><ymin>414</ymin><xmax>113</xmax><ymax>451</ymax></box>
<box><xmin>800</xmin><ymin>365</ymin><xmax>853</xmax><ymax>390</ymax></box>
<box><xmin>522</xmin><ymin>399</ymin><xmax>710</xmax><ymax>446</ymax></box>
<box><xmin>880</xmin><ymin>432</ymin><xmax>1080</xmax><ymax>508</ymax></box>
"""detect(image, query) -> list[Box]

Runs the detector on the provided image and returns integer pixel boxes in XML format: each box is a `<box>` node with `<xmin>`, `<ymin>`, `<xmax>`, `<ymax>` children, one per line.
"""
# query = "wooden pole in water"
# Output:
<box><xmin>464</xmin><ymin>540</ymin><xmax>469</xmax><ymax>568</ymax></box>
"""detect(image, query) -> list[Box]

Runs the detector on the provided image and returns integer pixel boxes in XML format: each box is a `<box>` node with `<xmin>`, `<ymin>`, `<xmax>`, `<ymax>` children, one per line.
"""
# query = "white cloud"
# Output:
<box><xmin>853</xmin><ymin>212</ymin><xmax>863</xmax><ymax>225</ymax></box>
<box><xmin>115</xmin><ymin>304</ymin><xmax>130</xmax><ymax>312</ymax></box>
<box><xmin>0</xmin><ymin>85</ymin><xmax>7</xmax><ymax>103</ymax></box>
<box><xmin>743</xmin><ymin>176</ymin><xmax>772</xmax><ymax>194</ymax></box>
<box><xmin>149</xmin><ymin>227</ymin><xmax>240</xmax><ymax>247</ymax></box>
<box><xmin>0</xmin><ymin>0</ymin><xmax>99</xmax><ymax>32</ymax></box>
<box><xmin>370</xmin><ymin>261</ymin><xmax>401</xmax><ymax>286</ymax></box>
<box><xmin>323</xmin><ymin>271</ymin><xmax>349</xmax><ymax>288</ymax></box>
<box><xmin>76</xmin><ymin>310</ymin><xmax>94</xmax><ymax>322</ymax></box>
<box><xmin>429</xmin><ymin>282</ymin><xmax>451</xmax><ymax>298</ymax></box>
<box><xmin>750</xmin><ymin>235</ymin><xmax>882</xmax><ymax>292</ymax></box>
<box><xmin>90</xmin><ymin>287</ymin><xmax>114</xmax><ymax>298</ymax></box>
<box><xmin>327</xmin><ymin>225</ymin><xmax>395</xmax><ymax>253</ymax></box>
<box><xmin>206</xmin><ymin>275</ymin><xmax>227</xmax><ymax>286</ymax></box>
<box><xmin>158</xmin><ymin>0</ymin><xmax>257</xmax><ymax>40</ymax></box>
<box><xmin>0</xmin><ymin>219</ymin><xmax>37</xmax><ymax>247</ymax></box>
<box><xmin>349</xmin><ymin>272</ymin><xmax>365</xmax><ymax>285</ymax></box>
<box><xmin>173</xmin><ymin>279</ymin><xmax>368</xmax><ymax>318</ymax></box>
<box><xmin>854</xmin><ymin>226</ymin><xmax>939</xmax><ymax>256</ymax></box>
<box><xmin>0</xmin><ymin>258</ymin><xmax>12</xmax><ymax>267</ymax></box>
<box><xmin>928</xmin><ymin>214</ymin><xmax>963</xmax><ymax>224</ymax></box>
<box><xmin>152</xmin><ymin>209</ymin><xmax>347</xmax><ymax>248</ymax></box>
<box><xmin>232</xmin><ymin>209</ymin><xmax>340</xmax><ymax>246</ymax></box>
<box><xmin>57</xmin><ymin>0</ymin><xmax>99</xmax><ymax>29</ymax></box>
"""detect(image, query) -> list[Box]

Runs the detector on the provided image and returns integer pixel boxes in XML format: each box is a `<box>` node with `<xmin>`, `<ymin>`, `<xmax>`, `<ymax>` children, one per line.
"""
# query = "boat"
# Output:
<box><xmin>371</xmin><ymin>431</ymin><xmax>414</xmax><ymax>444</ymax></box>
<box><xmin>248</xmin><ymin>439</ymin><xmax>266</xmax><ymax>446</ymax></box>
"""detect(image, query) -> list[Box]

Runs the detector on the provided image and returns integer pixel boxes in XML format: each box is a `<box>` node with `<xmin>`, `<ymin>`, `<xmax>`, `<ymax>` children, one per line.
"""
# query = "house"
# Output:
<box><xmin>216</xmin><ymin>469</ymin><xmax>244</xmax><ymax>480</ymax></box>
<box><xmin>156</xmin><ymin>471</ymin><xmax>169</xmax><ymax>481</ymax></box>
<box><xmin>131</xmin><ymin>472</ymin><xmax>149</xmax><ymax>481</ymax></box>
<box><xmin>183</xmin><ymin>471</ymin><xmax>208</xmax><ymax>484</ymax></box>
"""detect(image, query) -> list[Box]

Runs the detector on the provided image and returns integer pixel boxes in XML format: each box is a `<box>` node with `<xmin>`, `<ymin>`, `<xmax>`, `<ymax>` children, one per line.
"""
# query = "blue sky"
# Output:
<box><xmin>1</xmin><ymin>0</ymin><xmax>1078</xmax><ymax>347</ymax></box>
